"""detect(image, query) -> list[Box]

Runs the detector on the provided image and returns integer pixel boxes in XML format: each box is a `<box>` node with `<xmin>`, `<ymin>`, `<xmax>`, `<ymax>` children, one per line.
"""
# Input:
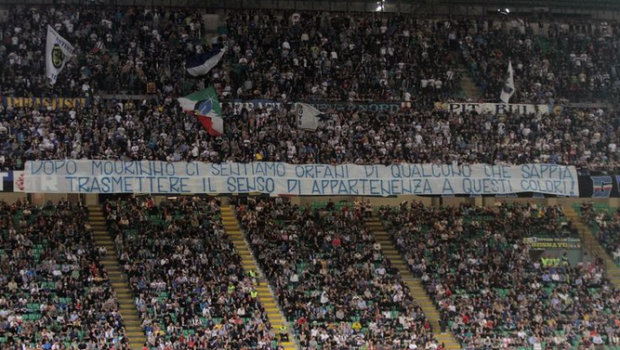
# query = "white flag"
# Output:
<box><xmin>185</xmin><ymin>49</ymin><xmax>225</xmax><ymax>77</ymax></box>
<box><xmin>500</xmin><ymin>59</ymin><xmax>515</xmax><ymax>104</ymax></box>
<box><xmin>294</xmin><ymin>103</ymin><xmax>321</xmax><ymax>131</ymax></box>
<box><xmin>46</xmin><ymin>25</ymin><xmax>75</xmax><ymax>85</ymax></box>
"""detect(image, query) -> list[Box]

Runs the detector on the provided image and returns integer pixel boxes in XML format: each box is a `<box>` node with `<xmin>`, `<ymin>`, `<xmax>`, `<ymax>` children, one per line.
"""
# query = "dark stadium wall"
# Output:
<box><xmin>0</xmin><ymin>192</ymin><xmax>619</xmax><ymax>208</ymax></box>
<box><xmin>2</xmin><ymin>193</ymin><xmax>612</xmax><ymax>208</ymax></box>
<box><xmin>0</xmin><ymin>193</ymin><xmax>26</xmax><ymax>204</ymax></box>
<box><xmin>1</xmin><ymin>1</ymin><xmax>619</xmax><ymax>19</ymax></box>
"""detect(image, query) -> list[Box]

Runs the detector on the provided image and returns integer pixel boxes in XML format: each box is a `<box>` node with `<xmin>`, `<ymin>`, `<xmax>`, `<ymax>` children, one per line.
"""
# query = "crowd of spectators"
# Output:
<box><xmin>379</xmin><ymin>202</ymin><xmax>620</xmax><ymax>349</ymax></box>
<box><xmin>2</xmin><ymin>6</ymin><xmax>619</xmax><ymax>103</ymax></box>
<box><xmin>0</xmin><ymin>97</ymin><xmax>619</xmax><ymax>174</ymax></box>
<box><xmin>103</xmin><ymin>196</ymin><xmax>282</xmax><ymax>350</ymax></box>
<box><xmin>460</xmin><ymin>19</ymin><xmax>620</xmax><ymax>104</ymax></box>
<box><xmin>1</xmin><ymin>6</ymin><xmax>202</xmax><ymax>97</ymax></box>
<box><xmin>236</xmin><ymin>197</ymin><xmax>441</xmax><ymax>350</ymax></box>
<box><xmin>0</xmin><ymin>199</ymin><xmax>129</xmax><ymax>350</ymax></box>
<box><xmin>579</xmin><ymin>202</ymin><xmax>620</xmax><ymax>267</ymax></box>
<box><xmin>1</xmin><ymin>6</ymin><xmax>620</xmax><ymax>173</ymax></box>
<box><xmin>0</xmin><ymin>6</ymin><xmax>462</xmax><ymax>101</ymax></box>
<box><xmin>222</xmin><ymin>11</ymin><xmax>459</xmax><ymax>103</ymax></box>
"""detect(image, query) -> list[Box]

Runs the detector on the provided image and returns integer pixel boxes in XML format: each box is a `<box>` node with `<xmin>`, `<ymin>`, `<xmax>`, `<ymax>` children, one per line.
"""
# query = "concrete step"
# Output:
<box><xmin>102</xmin><ymin>258</ymin><xmax>121</xmax><ymax>265</ymax></box>
<box><xmin>222</xmin><ymin>205</ymin><xmax>293</xmax><ymax>342</ymax></box>
<box><xmin>92</xmin><ymin>215</ymin><xmax>146</xmax><ymax>349</ymax></box>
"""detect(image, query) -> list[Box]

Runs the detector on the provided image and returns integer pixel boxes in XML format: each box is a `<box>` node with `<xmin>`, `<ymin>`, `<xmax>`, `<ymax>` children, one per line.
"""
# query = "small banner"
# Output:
<box><xmin>524</xmin><ymin>237</ymin><xmax>582</xmax><ymax>250</ymax></box>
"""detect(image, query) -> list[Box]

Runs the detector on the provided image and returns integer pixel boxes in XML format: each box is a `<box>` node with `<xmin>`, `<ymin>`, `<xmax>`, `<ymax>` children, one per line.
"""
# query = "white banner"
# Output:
<box><xmin>23</xmin><ymin>161</ymin><xmax>579</xmax><ymax>197</ymax></box>
<box><xmin>46</xmin><ymin>25</ymin><xmax>75</xmax><ymax>84</ymax></box>
<box><xmin>295</xmin><ymin>103</ymin><xmax>320</xmax><ymax>131</ymax></box>
<box><xmin>500</xmin><ymin>60</ymin><xmax>515</xmax><ymax>104</ymax></box>
<box><xmin>434</xmin><ymin>102</ymin><xmax>557</xmax><ymax>115</ymax></box>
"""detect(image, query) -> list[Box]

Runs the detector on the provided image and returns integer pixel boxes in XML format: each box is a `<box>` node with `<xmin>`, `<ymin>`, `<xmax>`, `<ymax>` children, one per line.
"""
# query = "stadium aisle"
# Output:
<box><xmin>89</xmin><ymin>206</ymin><xmax>146</xmax><ymax>350</ymax></box>
<box><xmin>565</xmin><ymin>207</ymin><xmax>620</xmax><ymax>288</ymax></box>
<box><xmin>220</xmin><ymin>205</ymin><xmax>297</xmax><ymax>350</ymax></box>
<box><xmin>365</xmin><ymin>217</ymin><xmax>462</xmax><ymax>350</ymax></box>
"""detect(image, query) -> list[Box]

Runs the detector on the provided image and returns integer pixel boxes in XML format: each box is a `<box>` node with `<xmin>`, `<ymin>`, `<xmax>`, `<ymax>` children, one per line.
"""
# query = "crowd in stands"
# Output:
<box><xmin>379</xmin><ymin>202</ymin><xmax>620</xmax><ymax>349</ymax></box>
<box><xmin>222</xmin><ymin>11</ymin><xmax>459</xmax><ymax>104</ymax></box>
<box><xmin>460</xmin><ymin>19</ymin><xmax>620</xmax><ymax>104</ymax></box>
<box><xmin>236</xmin><ymin>197</ymin><xmax>441</xmax><ymax>350</ymax></box>
<box><xmin>2</xmin><ymin>7</ymin><xmax>619</xmax><ymax>103</ymax></box>
<box><xmin>1</xmin><ymin>7</ymin><xmax>201</xmax><ymax>97</ymax></box>
<box><xmin>580</xmin><ymin>203</ymin><xmax>620</xmax><ymax>267</ymax></box>
<box><xmin>103</xmin><ymin>196</ymin><xmax>282</xmax><ymax>350</ymax></box>
<box><xmin>0</xmin><ymin>6</ymin><xmax>620</xmax><ymax>173</ymax></box>
<box><xmin>0</xmin><ymin>98</ymin><xmax>618</xmax><ymax>174</ymax></box>
<box><xmin>0</xmin><ymin>199</ymin><xmax>129</xmax><ymax>350</ymax></box>
<box><xmin>0</xmin><ymin>6</ymin><xmax>462</xmax><ymax>101</ymax></box>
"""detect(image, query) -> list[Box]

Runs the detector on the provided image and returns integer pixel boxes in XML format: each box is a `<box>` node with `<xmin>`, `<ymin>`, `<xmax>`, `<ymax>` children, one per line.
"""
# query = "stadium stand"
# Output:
<box><xmin>235</xmin><ymin>198</ymin><xmax>443</xmax><ymax>350</ymax></box>
<box><xmin>0</xmin><ymin>8</ymin><xmax>619</xmax><ymax>173</ymax></box>
<box><xmin>0</xmin><ymin>7</ymin><xmax>459</xmax><ymax>100</ymax></box>
<box><xmin>1</xmin><ymin>7</ymin><xmax>618</xmax><ymax>103</ymax></box>
<box><xmin>460</xmin><ymin>19</ymin><xmax>620</xmax><ymax>104</ymax></box>
<box><xmin>0</xmin><ymin>101</ymin><xmax>619</xmax><ymax>173</ymax></box>
<box><xmin>102</xmin><ymin>196</ymin><xmax>284</xmax><ymax>350</ymax></box>
<box><xmin>0</xmin><ymin>7</ymin><xmax>200</xmax><ymax>97</ymax></box>
<box><xmin>0</xmin><ymin>199</ymin><xmax>130</xmax><ymax>350</ymax></box>
<box><xmin>378</xmin><ymin>202</ymin><xmax>620</xmax><ymax>349</ymax></box>
<box><xmin>88</xmin><ymin>204</ymin><xmax>146</xmax><ymax>350</ymax></box>
<box><xmin>3</xmin><ymin>3</ymin><xmax>620</xmax><ymax>350</ymax></box>
<box><xmin>565</xmin><ymin>205</ymin><xmax>620</xmax><ymax>292</ymax></box>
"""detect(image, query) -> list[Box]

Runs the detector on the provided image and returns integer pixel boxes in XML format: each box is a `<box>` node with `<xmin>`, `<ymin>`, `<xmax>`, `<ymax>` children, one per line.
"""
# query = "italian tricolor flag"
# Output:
<box><xmin>177</xmin><ymin>86</ymin><xmax>224</xmax><ymax>136</ymax></box>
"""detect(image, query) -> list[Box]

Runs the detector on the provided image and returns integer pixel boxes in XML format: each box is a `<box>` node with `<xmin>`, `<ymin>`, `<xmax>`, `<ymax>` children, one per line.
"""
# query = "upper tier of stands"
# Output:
<box><xmin>236</xmin><ymin>198</ymin><xmax>440</xmax><ymax>350</ymax></box>
<box><xmin>0</xmin><ymin>7</ymin><xmax>619</xmax><ymax>173</ymax></box>
<box><xmin>1</xmin><ymin>8</ymin><xmax>618</xmax><ymax>103</ymax></box>
<box><xmin>103</xmin><ymin>196</ymin><xmax>281</xmax><ymax>350</ymax></box>
<box><xmin>0</xmin><ymin>200</ymin><xmax>129</xmax><ymax>350</ymax></box>
<box><xmin>461</xmin><ymin>20</ymin><xmax>619</xmax><ymax>104</ymax></box>
<box><xmin>379</xmin><ymin>202</ymin><xmax>620</xmax><ymax>349</ymax></box>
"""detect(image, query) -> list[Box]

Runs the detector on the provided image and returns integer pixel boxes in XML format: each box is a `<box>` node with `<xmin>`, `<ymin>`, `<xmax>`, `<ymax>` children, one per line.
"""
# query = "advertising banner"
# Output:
<box><xmin>524</xmin><ymin>237</ymin><xmax>582</xmax><ymax>250</ymax></box>
<box><xmin>224</xmin><ymin>100</ymin><xmax>403</xmax><ymax>114</ymax></box>
<box><xmin>1</xmin><ymin>96</ymin><xmax>90</xmax><ymax>109</ymax></box>
<box><xmin>434</xmin><ymin>102</ymin><xmax>556</xmax><ymax>115</ymax></box>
